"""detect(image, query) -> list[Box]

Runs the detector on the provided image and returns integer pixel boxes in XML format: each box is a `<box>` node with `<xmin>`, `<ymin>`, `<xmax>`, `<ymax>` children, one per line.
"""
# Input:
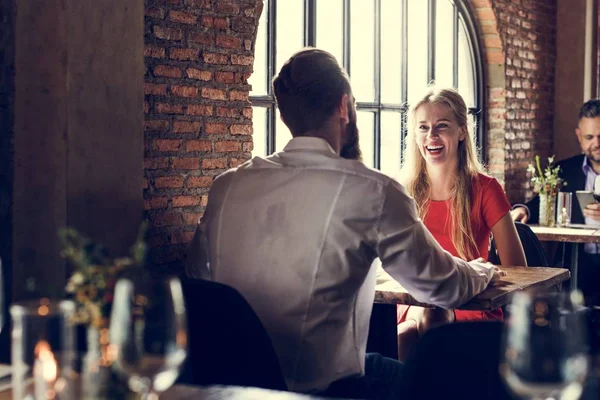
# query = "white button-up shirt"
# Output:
<box><xmin>186</xmin><ymin>137</ymin><xmax>494</xmax><ymax>392</ymax></box>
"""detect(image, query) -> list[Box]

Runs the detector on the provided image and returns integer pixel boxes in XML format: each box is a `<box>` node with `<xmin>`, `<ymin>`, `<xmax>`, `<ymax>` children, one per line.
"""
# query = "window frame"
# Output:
<box><xmin>250</xmin><ymin>0</ymin><xmax>487</xmax><ymax>165</ymax></box>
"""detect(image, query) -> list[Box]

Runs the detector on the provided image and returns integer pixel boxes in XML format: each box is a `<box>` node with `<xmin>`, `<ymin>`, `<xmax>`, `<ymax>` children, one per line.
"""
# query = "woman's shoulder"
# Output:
<box><xmin>472</xmin><ymin>172</ymin><xmax>499</xmax><ymax>188</ymax></box>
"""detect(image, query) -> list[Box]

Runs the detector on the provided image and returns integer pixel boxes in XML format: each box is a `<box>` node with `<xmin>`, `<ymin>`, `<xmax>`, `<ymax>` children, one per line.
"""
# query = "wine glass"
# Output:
<box><xmin>109</xmin><ymin>271</ymin><xmax>187</xmax><ymax>399</ymax></box>
<box><xmin>500</xmin><ymin>290</ymin><xmax>589</xmax><ymax>400</ymax></box>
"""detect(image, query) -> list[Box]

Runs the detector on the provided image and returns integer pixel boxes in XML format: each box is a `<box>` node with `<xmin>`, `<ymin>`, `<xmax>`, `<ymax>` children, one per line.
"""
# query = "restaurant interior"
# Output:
<box><xmin>0</xmin><ymin>0</ymin><xmax>600</xmax><ymax>399</ymax></box>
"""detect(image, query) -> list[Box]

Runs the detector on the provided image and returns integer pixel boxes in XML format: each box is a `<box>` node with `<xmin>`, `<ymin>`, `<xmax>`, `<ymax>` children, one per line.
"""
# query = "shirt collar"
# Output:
<box><xmin>582</xmin><ymin>156</ymin><xmax>594</xmax><ymax>174</ymax></box>
<box><xmin>282</xmin><ymin>137</ymin><xmax>337</xmax><ymax>155</ymax></box>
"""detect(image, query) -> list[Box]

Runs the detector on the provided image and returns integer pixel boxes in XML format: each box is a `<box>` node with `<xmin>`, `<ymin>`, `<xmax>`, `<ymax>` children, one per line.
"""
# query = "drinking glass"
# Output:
<box><xmin>556</xmin><ymin>192</ymin><xmax>572</xmax><ymax>227</ymax></box>
<box><xmin>500</xmin><ymin>291</ymin><xmax>589</xmax><ymax>400</ymax></box>
<box><xmin>109</xmin><ymin>271</ymin><xmax>187</xmax><ymax>399</ymax></box>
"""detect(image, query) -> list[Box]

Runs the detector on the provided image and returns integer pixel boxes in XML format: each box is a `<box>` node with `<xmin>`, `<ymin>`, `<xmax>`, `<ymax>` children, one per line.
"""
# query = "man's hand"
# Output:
<box><xmin>471</xmin><ymin>257</ymin><xmax>507</xmax><ymax>283</ymax></box>
<box><xmin>583</xmin><ymin>203</ymin><xmax>600</xmax><ymax>222</ymax></box>
<box><xmin>510</xmin><ymin>207</ymin><xmax>529</xmax><ymax>223</ymax></box>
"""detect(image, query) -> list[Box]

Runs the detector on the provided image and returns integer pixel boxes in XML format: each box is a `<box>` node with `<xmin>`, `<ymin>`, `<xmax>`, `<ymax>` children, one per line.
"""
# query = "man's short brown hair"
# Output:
<box><xmin>272</xmin><ymin>48</ymin><xmax>351</xmax><ymax>136</ymax></box>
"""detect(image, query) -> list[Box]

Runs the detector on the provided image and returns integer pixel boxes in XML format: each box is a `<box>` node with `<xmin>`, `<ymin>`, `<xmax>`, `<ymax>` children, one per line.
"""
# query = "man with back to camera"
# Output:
<box><xmin>186</xmin><ymin>47</ymin><xmax>506</xmax><ymax>400</ymax></box>
<box><xmin>511</xmin><ymin>99</ymin><xmax>600</xmax><ymax>305</ymax></box>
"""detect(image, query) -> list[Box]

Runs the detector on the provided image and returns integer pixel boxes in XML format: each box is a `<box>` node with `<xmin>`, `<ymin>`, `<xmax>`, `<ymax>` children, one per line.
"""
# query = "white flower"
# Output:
<box><xmin>71</xmin><ymin>272</ymin><xmax>85</xmax><ymax>285</ymax></box>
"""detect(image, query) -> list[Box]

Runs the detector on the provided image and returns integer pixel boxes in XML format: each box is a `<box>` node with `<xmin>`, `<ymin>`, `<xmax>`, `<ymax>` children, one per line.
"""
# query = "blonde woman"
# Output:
<box><xmin>395</xmin><ymin>87</ymin><xmax>526</xmax><ymax>360</ymax></box>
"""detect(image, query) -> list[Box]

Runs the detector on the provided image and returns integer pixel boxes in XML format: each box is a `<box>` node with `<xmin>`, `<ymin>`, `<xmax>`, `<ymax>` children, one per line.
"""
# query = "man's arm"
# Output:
<box><xmin>375</xmin><ymin>180</ymin><xmax>498</xmax><ymax>309</ymax></box>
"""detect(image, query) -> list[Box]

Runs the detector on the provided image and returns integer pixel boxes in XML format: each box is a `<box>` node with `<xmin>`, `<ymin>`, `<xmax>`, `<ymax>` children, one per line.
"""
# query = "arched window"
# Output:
<box><xmin>249</xmin><ymin>0</ymin><xmax>485</xmax><ymax>176</ymax></box>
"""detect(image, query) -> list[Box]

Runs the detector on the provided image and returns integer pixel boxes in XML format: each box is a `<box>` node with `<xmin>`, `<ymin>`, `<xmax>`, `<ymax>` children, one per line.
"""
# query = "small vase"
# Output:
<box><xmin>82</xmin><ymin>326</ymin><xmax>130</xmax><ymax>399</ymax></box>
<box><xmin>539</xmin><ymin>192</ymin><xmax>557</xmax><ymax>227</ymax></box>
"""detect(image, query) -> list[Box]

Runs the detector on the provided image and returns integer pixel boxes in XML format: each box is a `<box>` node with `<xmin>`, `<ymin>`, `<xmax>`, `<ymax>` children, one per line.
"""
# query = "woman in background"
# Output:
<box><xmin>395</xmin><ymin>87</ymin><xmax>526</xmax><ymax>361</ymax></box>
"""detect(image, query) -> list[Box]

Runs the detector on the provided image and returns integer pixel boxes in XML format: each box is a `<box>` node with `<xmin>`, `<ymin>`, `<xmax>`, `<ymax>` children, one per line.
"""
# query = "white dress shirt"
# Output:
<box><xmin>186</xmin><ymin>137</ymin><xmax>494</xmax><ymax>393</ymax></box>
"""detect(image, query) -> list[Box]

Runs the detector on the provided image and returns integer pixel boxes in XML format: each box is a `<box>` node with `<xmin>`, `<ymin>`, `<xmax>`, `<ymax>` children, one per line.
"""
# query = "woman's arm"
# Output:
<box><xmin>491</xmin><ymin>212</ymin><xmax>527</xmax><ymax>267</ymax></box>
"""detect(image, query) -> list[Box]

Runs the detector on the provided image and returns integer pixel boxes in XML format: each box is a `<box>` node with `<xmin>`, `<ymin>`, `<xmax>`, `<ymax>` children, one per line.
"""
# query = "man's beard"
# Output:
<box><xmin>586</xmin><ymin>148</ymin><xmax>600</xmax><ymax>163</ymax></box>
<box><xmin>340</xmin><ymin>121</ymin><xmax>362</xmax><ymax>161</ymax></box>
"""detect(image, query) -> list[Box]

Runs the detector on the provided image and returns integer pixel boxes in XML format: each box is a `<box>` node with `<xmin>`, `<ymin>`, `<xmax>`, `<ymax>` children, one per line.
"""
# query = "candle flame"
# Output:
<box><xmin>34</xmin><ymin>340</ymin><xmax>58</xmax><ymax>382</ymax></box>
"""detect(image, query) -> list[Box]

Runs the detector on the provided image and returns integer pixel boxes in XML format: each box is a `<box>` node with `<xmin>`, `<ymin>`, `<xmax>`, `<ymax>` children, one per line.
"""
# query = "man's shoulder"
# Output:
<box><xmin>557</xmin><ymin>154</ymin><xmax>584</xmax><ymax>169</ymax></box>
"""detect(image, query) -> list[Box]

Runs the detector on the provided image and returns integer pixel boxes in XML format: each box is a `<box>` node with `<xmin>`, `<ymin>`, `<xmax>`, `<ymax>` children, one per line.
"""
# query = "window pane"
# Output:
<box><xmin>381</xmin><ymin>0</ymin><xmax>403</xmax><ymax>104</ymax></box>
<box><xmin>350</xmin><ymin>0</ymin><xmax>375</xmax><ymax>102</ymax></box>
<box><xmin>252</xmin><ymin>107</ymin><xmax>268</xmax><ymax>157</ymax></box>
<box><xmin>276</xmin><ymin>0</ymin><xmax>304</xmax><ymax>74</ymax></box>
<box><xmin>249</xmin><ymin>1</ymin><xmax>268</xmax><ymax>95</ymax></box>
<box><xmin>317</xmin><ymin>0</ymin><xmax>343</xmax><ymax>65</ymax></box>
<box><xmin>380</xmin><ymin>112</ymin><xmax>402</xmax><ymax>178</ymax></box>
<box><xmin>458</xmin><ymin>18</ymin><xmax>475</xmax><ymax>108</ymax></box>
<box><xmin>275</xmin><ymin>109</ymin><xmax>293</xmax><ymax>152</ymax></box>
<box><xmin>435</xmin><ymin>0</ymin><xmax>454</xmax><ymax>89</ymax></box>
<box><xmin>357</xmin><ymin>111</ymin><xmax>375</xmax><ymax>168</ymax></box>
<box><xmin>407</xmin><ymin>0</ymin><xmax>429</xmax><ymax>101</ymax></box>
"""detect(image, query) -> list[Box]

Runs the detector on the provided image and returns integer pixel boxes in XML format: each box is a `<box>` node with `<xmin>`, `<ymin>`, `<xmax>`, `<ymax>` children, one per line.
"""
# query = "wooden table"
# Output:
<box><xmin>374</xmin><ymin>265</ymin><xmax>570</xmax><ymax>310</ymax></box>
<box><xmin>0</xmin><ymin>384</ymin><xmax>328</xmax><ymax>400</ymax></box>
<box><xmin>529</xmin><ymin>225</ymin><xmax>600</xmax><ymax>290</ymax></box>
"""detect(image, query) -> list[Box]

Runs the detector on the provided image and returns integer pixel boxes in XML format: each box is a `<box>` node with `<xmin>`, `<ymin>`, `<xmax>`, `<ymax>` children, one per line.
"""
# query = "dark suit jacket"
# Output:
<box><xmin>524</xmin><ymin>154</ymin><xmax>586</xmax><ymax>224</ymax></box>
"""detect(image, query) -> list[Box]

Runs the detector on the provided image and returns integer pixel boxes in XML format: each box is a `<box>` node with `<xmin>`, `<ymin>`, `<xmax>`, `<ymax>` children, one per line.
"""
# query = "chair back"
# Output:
<box><xmin>489</xmin><ymin>222</ymin><xmax>550</xmax><ymax>267</ymax></box>
<box><xmin>177</xmin><ymin>278</ymin><xmax>287</xmax><ymax>391</ymax></box>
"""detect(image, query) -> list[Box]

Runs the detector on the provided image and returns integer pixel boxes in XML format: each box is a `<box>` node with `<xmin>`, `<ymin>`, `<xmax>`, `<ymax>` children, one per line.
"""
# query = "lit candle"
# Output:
<box><xmin>33</xmin><ymin>340</ymin><xmax>57</xmax><ymax>399</ymax></box>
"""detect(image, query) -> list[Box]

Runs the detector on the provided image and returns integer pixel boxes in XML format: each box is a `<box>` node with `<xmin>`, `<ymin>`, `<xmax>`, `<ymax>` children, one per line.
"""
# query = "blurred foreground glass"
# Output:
<box><xmin>556</xmin><ymin>192</ymin><xmax>572</xmax><ymax>227</ymax></box>
<box><xmin>110</xmin><ymin>272</ymin><xmax>187</xmax><ymax>400</ymax></box>
<box><xmin>500</xmin><ymin>291</ymin><xmax>589</xmax><ymax>400</ymax></box>
<box><xmin>11</xmin><ymin>299</ymin><xmax>76</xmax><ymax>400</ymax></box>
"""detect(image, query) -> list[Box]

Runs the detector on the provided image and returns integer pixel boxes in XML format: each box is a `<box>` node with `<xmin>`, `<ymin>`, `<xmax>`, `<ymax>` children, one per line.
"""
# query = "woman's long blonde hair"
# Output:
<box><xmin>398</xmin><ymin>87</ymin><xmax>485</xmax><ymax>260</ymax></box>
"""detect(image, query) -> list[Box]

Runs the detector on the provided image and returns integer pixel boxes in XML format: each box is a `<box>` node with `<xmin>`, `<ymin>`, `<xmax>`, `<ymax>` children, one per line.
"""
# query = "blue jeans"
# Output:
<box><xmin>320</xmin><ymin>353</ymin><xmax>404</xmax><ymax>400</ymax></box>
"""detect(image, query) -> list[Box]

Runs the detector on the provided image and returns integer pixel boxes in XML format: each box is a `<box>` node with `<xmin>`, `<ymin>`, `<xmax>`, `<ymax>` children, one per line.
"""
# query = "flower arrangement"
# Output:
<box><xmin>527</xmin><ymin>155</ymin><xmax>567</xmax><ymax>195</ymax></box>
<box><xmin>59</xmin><ymin>223</ymin><xmax>147</xmax><ymax>328</ymax></box>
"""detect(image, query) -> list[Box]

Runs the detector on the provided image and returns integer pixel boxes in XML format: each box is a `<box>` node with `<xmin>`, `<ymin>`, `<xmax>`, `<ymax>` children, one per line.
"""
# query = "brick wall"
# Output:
<box><xmin>144</xmin><ymin>0</ymin><xmax>262</xmax><ymax>271</ymax></box>
<box><xmin>470</xmin><ymin>0</ymin><xmax>557</xmax><ymax>203</ymax></box>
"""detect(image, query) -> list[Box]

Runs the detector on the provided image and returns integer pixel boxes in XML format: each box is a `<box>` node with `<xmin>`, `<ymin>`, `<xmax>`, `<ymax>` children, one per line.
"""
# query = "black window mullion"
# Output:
<box><xmin>427</xmin><ymin>0</ymin><xmax>436</xmax><ymax>83</ymax></box>
<box><xmin>374</xmin><ymin>0</ymin><xmax>382</xmax><ymax>169</ymax></box>
<box><xmin>267</xmin><ymin>0</ymin><xmax>277</xmax><ymax>154</ymax></box>
<box><xmin>342</xmin><ymin>0</ymin><xmax>351</xmax><ymax>75</ymax></box>
<box><xmin>400</xmin><ymin>0</ymin><xmax>409</xmax><ymax>163</ymax></box>
<box><xmin>452</xmin><ymin>3</ymin><xmax>459</xmax><ymax>88</ymax></box>
<box><xmin>304</xmin><ymin>0</ymin><xmax>316</xmax><ymax>47</ymax></box>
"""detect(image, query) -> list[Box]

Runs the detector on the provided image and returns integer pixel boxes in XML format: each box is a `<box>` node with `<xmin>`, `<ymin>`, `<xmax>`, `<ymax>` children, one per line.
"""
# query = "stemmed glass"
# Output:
<box><xmin>109</xmin><ymin>270</ymin><xmax>187</xmax><ymax>399</ymax></box>
<box><xmin>500</xmin><ymin>291</ymin><xmax>589</xmax><ymax>400</ymax></box>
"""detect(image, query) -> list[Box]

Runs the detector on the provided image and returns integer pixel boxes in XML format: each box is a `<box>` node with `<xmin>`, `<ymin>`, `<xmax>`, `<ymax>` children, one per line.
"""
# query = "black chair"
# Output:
<box><xmin>399</xmin><ymin>321</ymin><xmax>512</xmax><ymax>400</ymax></box>
<box><xmin>489</xmin><ymin>221</ymin><xmax>550</xmax><ymax>267</ymax></box>
<box><xmin>177</xmin><ymin>278</ymin><xmax>287</xmax><ymax>391</ymax></box>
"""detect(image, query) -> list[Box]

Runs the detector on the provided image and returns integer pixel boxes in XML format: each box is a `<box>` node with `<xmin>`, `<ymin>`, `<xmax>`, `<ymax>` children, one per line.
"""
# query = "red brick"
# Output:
<box><xmin>186</xmin><ymin>68</ymin><xmax>212</xmax><ymax>81</ymax></box>
<box><xmin>185</xmin><ymin>0</ymin><xmax>211</xmax><ymax>7</ymax></box>
<box><xmin>230</xmin><ymin>124</ymin><xmax>252</xmax><ymax>135</ymax></box>
<box><xmin>215</xmin><ymin>141</ymin><xmax>240</xmax><ymax>152</ymax></box>
<box><xmin>170</xmin><ymin>48</ymin><xmax>199</xmax><ymax>61</ymax></box>
<box><xmin>155</xmin><ymin>176</ymin><xmax>184</xmax><ymax>188</ymax></box>
<box><xmin>201</xmin><ymin>88</ymin><xmax>227</xmax><ymax>100</ymax></box>
<box><xmin>152</xmin><ymin>139</ymin><xmax>181</xmax><ymax>152</ymax></box>
<box><xmin>172</xmin><ymin>157</ymin><xmax>200</xmax><ymax>169</ymax></box>
<box><xmin>171</xmin><ymin>231</ymin><xmax>196</xmax><ymax>244</ymax></box>
<box><xmin>214</xmin><ymin>18</ymin><xmax>228</xmax><ymax>30</ymax></box>
<box><xmin>202</xmin><ymin>158</ymin><xmax>227</xmax><ymax>169</ymax></box>
<box><xmin>230</xmin><ymin>90</ymin><xmax>248</xmax><ymax>101</ymax></box>
<box><xmin>187</xmin><ymin>176</ymin><xmax>213</xmax><ymax>187</ymax></box>
<box><xmin>145</xmin><ymin>7</ymin><xmax>165</xmax><ymax>19</ymax></box>
<box><xmin>200</xmin><ymin>16</ymin><xmax>214</xmax><ymax>28</ymax></box>
<box><xmin>483</xmin><ymin>35</ymin><xmax>502</xmax><ymax>49</ymax></box>
<box><xmin>145</xmin><ymin>157</ymin><xmax>169</xmax><ymax>170</ymax></box>
<box><xmin>186</xmin><ymin>140</ymin><xmax>212</xmax><ymax>152</ymax></box>
<box><xmin>169</xmin><ymin>10</ymin><xmax>197</xmax><ymax>24</ymax></box>
<box><xmin>475</xmin><ymin>8</ymin><xmax>495</xmax><ymax>21</ymax></box>
<box><xmin>216</xmin><ymin>2</ymin><xmax>240</xmax><ymax>14</ymax></box>
<box><xmin>186</xmin><ymin>104</ymin><xmax>213</xmax><ymax>116</ymax></box>
<box><xmin>215</xmin><ymin>71</ymin><xmax>235</xmax><ymax>84</ymax></box>
<box><xmin>201</xmin><ymin>195</ymin><xmax>209</xmax><ymax>206</ymax></box>
<box><xmin>229</xmin><ymin>158</ymin><xmax>245</xmax><ymax>168</ymax></box>
<box><xmin>216</xmin><ymin>35</ymin><xmax>242</xmax><ymax>49</ymax></box>
<box><xmin>231</xmin><ymin>17</ymin><xmax>255</xmax><ymax>33</ymax></box>
<box><xmin>155</xmin><ymin>103</ymin><xmax>184</xmax><ymax>114</ymax></box>
<box><xmin>153</xmin><ymin>26</ymin><xmax>183</xmax><ymax>41</ymax></box>
<box><xmin>216</xmin><ymin>107</ymin><xmax>241</xmax><ymax>118</ymax></box>
<box><xmin>144</xmin><ymin>197</ymin><xmax>168</xmax><ymax>210</ymax></box>
<box><xmin>188</xmin><ymin>32</ymin><xmax>214</xmax><ymax>46</ymax></box>
<box><xmin>173</xmin><ymin>121</ymin><xmax>201</xmax><ymax>133</ymax></box>
<box><xmin>144</xmin><ymin>120</ymin><xmax>170</xmax><ymax>132</ymax></box>
<box><xmin>144</xmin><ymin>101</ymin><xmax>150</xmax><ymax>114</ymax></box>
<box><xmin>154</xmin><ymin>65</ymin><xmax>182</xmax><ymax>78</ymax></box>
<box><xmin>171</xmin><ymin>85</ymin><xmax>199</xmax><ymax>98</ymax></box>
<box><xmin>152</xmin><ymin>212</ymin><xmax>183</xmax><ymax>227</ymax></box>
<box><xmin>205</xmin><ymin>123</ymin><xmax>228</xmax><ymax>135</ymax></box>
<box><xmin>230</xmin><ymin>54</ymin><xmax>253</xmax><ymax>65</ymax></box>
<box><xmin>172</xmin><ymin>195</ymin><xmax>201</xmax><ymax>208</ymax></box>
<box><xmin>144</xmin><ymin>83</ymin><xmax>168</xmax><ymax>96</ymax></box>
<box><xmin>145</xmin><ymin>45</ymin><xmax>166</xmax><ymax>58</ymax></box>
<box><xmin>242</xmin><ymin>141</ymin><xmax>253</xmax><ymax>152</ymax></box>
<box><xmin>242</xmin><ymin>107</ymin><xmax>252</xmax><ymax>119</ymax></box>
<box><xmin>183</xmin><ymin>213</ymin><xmax>203</xmax><ymax>225</ymax></box>
<box><xmin>203</xmin><ymin>53</ymin><xmax>228</xmax><ymax>65</ymax></box>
